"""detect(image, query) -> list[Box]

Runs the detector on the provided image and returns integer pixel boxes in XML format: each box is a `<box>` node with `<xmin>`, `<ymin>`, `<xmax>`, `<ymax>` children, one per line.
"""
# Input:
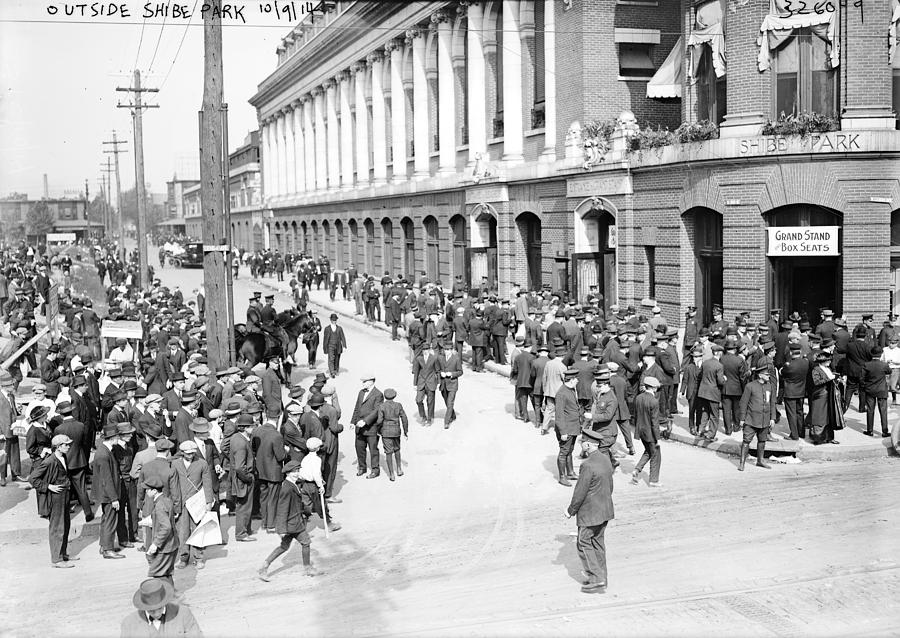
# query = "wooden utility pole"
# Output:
<box><xmin>102</xmin><ymin>132</ymin><xmax>128</xmax><ymax>257</ymax></box>
<box><xmin>100</xmin><ymin>160</ymin><xmax>115</xmax><ymax>233</ymax></box>
<box><xmin>200</xmin><ymin>6</ymin><xmax>234</xmax><ymax>370</ymax></box>
<box><xmin>84</xmin><ymin>178</ymin><xmax>92</xmax><ymax>239</ymax></box>
<box><xmin>117</xmin><ymin>70</ymin><xmax>158</xmax><ymax>288</ymax></box>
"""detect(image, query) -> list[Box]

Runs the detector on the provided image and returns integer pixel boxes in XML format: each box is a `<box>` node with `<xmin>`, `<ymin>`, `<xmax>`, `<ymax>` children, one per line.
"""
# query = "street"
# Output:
<box><xmin>1</xmin><ymin>257</ymin><xmax>898</xmax><ymax>637</ymax></box>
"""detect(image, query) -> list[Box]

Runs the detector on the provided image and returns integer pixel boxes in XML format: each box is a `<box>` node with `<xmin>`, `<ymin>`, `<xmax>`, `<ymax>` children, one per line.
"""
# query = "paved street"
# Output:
<box><xmin>1</xmin><ymin>257</ymin><xmax>898</xmax><ymax>637</ymax></box>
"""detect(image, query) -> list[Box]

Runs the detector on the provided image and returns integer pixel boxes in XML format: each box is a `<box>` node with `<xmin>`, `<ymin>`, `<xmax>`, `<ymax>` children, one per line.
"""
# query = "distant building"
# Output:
<box><xmin>160</xmin><ymin>175</ymin><xmax>199</xmax><ymax>236</ymax></box>
<box><xmin>0</xmin><ymin>196</ymin><xmax>94</xmax><ymax>242</ymax></box>
<box><xmin>227</xmin><ymin>130</ymin><xmax>262</xmax><ymax>251</ymax></box>
<box><xmin>184</xmin><ymin>182</ymin><xmax>202</xmax><ymax>239</ymax></box>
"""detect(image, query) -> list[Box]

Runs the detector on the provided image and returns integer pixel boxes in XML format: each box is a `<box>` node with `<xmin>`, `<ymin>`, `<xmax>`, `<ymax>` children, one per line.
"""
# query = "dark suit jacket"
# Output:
<box><xmin>229</xmin><ymin>433</ymin><xmax>254</xmax><ymax>498</ymax></box>
<box><xmin>634</xmin><ymin>391</ymin><xmax>661</xmax><ymax>442</ymax></box>
<box><xmin>781</xmin><ymin>357</ymin><xmax>810</xmax><ymax>399</ymax></box>
<box><xmin>554</xmin><ymin>385</ymin><xmax>582</xmax><ymax>436</ymax></box>
<box><xmin>697</xmin><ymin>358</ymin><xmax>726</xmax><ymax>403</ymax></box>
<box><xmin>721</xmin><ymin>353</ymin><xmax>747</xmax><ymax>396</ymax></box>
<box><xmin>252</xmin><ymin>423</ymin><xmax>285</xmax><ymax>482</ymax></box>
<box><xmin>275</xmin><ymin>480</ymin><xmax>306</xmax><ymax>535</ymax></box>
<box><xmin>436</xmin><ymin>351</ymin><xmax>463</xmax><ymax>392</ymax></box>
<box><xmin>845</xmin><ymin>340</ymin><xmax>873</xmax><ymax>378</ymax></box>
<box><xmin>862</xmin><ymin>359</ymin><xmax>891</xmax><ymax>397</ymax></box>
<box><xmin>511</xmin><ymin>351</ymin><xmax>535</xmax><ymax>389</ymax></box>
<box><xmin>91</xmin><ymin>442</ymin><xmax>120</xmax><ymax>504</ymax></box>
<box><xmin>54</xmin><ymin>417</ymin><xmax>88</xmax><ymax>469</ymax></box>
<box><xmin>566</xmin><ymin>451</ymin><xmax>615</xmax><ymax>527</ymax></box>
<box><xmin>412</xmin><ymin>353</ymin><xmax>440</xmax><ymax>391</ymax></box>
<box><xmin>323</xmin><ymin>324</ymin><xmax>346</xmax><ymax>353</ymax></box>
<box><xmin>172</xmin><ymin>408</ymin><xmax>194</xmax><ymax>446</ymax></box>
<box><xmin>149</xmin><ymin>493</ymin><xmax>179</xmax><ymax>554</ymax></box>
<box><xmin>350</xmin><ymin>387</ymin><xmax>384</xmax><ymax>436</ymax></box>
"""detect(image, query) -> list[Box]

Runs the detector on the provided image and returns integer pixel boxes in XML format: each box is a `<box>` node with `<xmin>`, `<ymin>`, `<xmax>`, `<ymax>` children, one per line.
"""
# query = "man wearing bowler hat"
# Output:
<box><xmin>322</xmin><ymin>313</ymin><xmax>347</xmax><ymax>378</ymax></box>
<box><xmin>121</xmin><ymin>578</ymin><xmax>202</xmax><ymax>637</ymax></box>
<box><xmin>53</xmin><ymin>400</ymin><xmax>93</xmax><ymax>521</ymax></box>
<box><xmin>351</xmin><ymin>373</ymin><xmax>383</xmax><ymax>479</ymax></box>
<box><xmin>230</xmin><ymin>414</ymin><xmax>256</xmax><ymax>542</ymax></box>
<box><xmin>564</xmin><ymin>427</ymin><xmax>615</xmax><ymax>594</ymax></box>
<box><xmin>92</xmin><ymin>423</ymin><xmax>125</xmax><ymax>559</ymax></box>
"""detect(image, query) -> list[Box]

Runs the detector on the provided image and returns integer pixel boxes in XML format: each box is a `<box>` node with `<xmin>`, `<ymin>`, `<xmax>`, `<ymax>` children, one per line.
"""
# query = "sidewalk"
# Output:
<box><xmin>251</xmin><ymin>271</ymin><xmax>897</xmax><ymax>462</ymax></box>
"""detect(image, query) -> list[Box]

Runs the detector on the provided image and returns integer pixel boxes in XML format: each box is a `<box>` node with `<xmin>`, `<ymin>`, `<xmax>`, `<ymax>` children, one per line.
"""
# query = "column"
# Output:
<box><xmin>303</xmin><ymin>96</ymin><xmax>317</xmax><ymax>192</ymax></box>
<box><xmin>275</xmin><ymin>112</ymin><xmax>286</xmax><ymax>197</ymax></box>
<box><xmin>261</xmin><ymin>119</ymin><xmax>273</xmax><ymax>200</ymax></box>
<box><xmin>283</xmin><ymin>106</ymin><xmax>296</xmax><ymax>195</ymax></box>
<box><xmin>467</xmin><ymin>3</ymin><xmax>486</xmax><ymax>166</ymax></box>
<box><xmin>325</xmin><ymin>79</ymin><xmax>340</xmax><ymax>191</ymax></box>
<box><xmin>292</xmin><ymin>100</ymin><xmax>306</xmax><ymax>194</ymax></box>
<box><xmin>387</xmin><ymin>39</ymin><xmax>407</xmax><ymax>183</ymax></box>
<box><xmin>353</xmin><ymin>61</ymin><xmax>370</xmax><ymax>186</ymax></box>
<box><xmin>540</xmin><ymin>0</ymin><xmax>556</xmax><ymax>161</ymax></box>
<box><xmin>410</xmin><ymin>28</ymin><xmax>430</xmax><ymax>178</ymax></box>
<box><xmin>435</xmin><ymin>11</ymin><xmax>456</xmax><ymax>174</ymax></box>
<box><xmin>313</xmin><ymin>87</ymin><xmax>328</xmax><ymax>191</ymax></box>
<box><xmin>339</xmin><ymin>71</ymin><xmax>355</xmax><ymax>189</ymax></box>
<box><xmin>368</xmin><ymin>52</ymin><xmax>387</xmax><ymax>185</ymax></box>
<box><xmin>501</xmin><ymin>0</ymin><xmax>523</xmax><ymax>163</ymax></box>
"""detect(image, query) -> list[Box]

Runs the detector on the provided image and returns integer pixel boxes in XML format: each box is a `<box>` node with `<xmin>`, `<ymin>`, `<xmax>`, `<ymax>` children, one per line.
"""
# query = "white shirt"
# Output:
<box><xmin>297</xmin><ymin>453</ymin><xmax>323</xmax><ymax>487</ymax></box>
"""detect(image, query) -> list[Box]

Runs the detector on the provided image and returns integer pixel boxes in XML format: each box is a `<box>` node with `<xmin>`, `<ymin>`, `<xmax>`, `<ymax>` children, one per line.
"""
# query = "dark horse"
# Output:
<box><xmin>234</xmin><ymin>309</ymin><xmax>313</xmax><ymax>380</ymax></box>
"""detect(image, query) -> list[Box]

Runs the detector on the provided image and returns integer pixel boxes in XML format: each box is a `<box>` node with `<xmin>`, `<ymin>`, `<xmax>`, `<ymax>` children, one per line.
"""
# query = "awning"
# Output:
<box><xmin>687</xmin><ymin>0</ymin><xmax>725</xmax><ymax>80</ymax></box>
<box><xmin>156</xmin><ymin>218</ymin><xmax>186</xmax><ymax>227</ymax></box>
<box><xmin>757</xmin><ymin>0</ymin><xmax>839</xmax><ymax>72</ymax></box>
<box><xmin>647</xmin><ymin>36</ymin><xmax>684</xmax><ymax>98</ymax></box>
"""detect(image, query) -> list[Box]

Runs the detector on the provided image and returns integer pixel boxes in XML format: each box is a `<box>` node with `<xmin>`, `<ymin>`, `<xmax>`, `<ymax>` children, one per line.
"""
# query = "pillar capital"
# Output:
<box><xmin>384</xmin><ymin>37</ymin><xmax>404</xmax><ymax>54</ymax></box>
<box><xmin>404</xmin><ymin>27</ymin><xmax>424</xmax><ymax>46</ymax></box>
<box><xmin>335</xmin><ymin>70</ymin><xmax>351</xmax><ymax>84</ymax></box>
<box><xmin>431</xmin><ymin>9</ymin><xmax>450</xmax><ymax>26</ymax></box>
<box><xmin>322</xmin><ymin>79</ymin><xmax>336</xmax><ymax>91</ymax></box>
<box><xmin>351</xmin><ymin>61</ymin><xmax>368</xmax><ymax>75</ymax></box>
<box><xmin>311</xmin><ymin>86</ymin><xmax>324</xmax><ymax>98</ymax></box>
<box><xmin>365</xmin><ymin>51</ymin><xmax>384</xmax><ymax>66</ymax></box>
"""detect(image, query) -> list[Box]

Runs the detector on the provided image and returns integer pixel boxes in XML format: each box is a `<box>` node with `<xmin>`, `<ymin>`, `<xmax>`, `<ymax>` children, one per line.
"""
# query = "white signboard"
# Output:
<box><xmin>46</xmin><ymin>232</ymin><xmax>77</xmax><ymax>243</ymax></box>
<box><xmin>100</xmin><ymin>320</ymin><xmax>144</xmax><ymax>339</ymax></box>
<box><xmin>767</xmin><ymin>226</ymin><xmax>839</xmax><ymax>256</ymax></box>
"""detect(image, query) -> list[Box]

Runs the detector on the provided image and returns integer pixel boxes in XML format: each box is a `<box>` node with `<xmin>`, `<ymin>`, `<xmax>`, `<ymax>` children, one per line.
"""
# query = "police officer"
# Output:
<box><xmin>246</xmin><ymin>296</ymin><xmax>262</xmax><ymax>334</ymax></box>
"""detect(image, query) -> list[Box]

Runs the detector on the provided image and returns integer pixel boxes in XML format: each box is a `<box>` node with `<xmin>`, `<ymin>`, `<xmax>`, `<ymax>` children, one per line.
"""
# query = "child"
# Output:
<box><xmin>680</xmin><ymin>346</ymin><xmax>703</xmax><ymax>435</ymax></box>
<box><xmin>297</xmin><ymin>437</ymin><xmax>341</xmax><ymax>531</ymax></box>
<box><xmin>376</xmin><ymin>388</ymin><xmax>409</xmax><ymax>481</ymax></box>
<box><xmin>144</xmin><ymin>475</ymin><xmax>179</xmax><ymax>589</ymax></box>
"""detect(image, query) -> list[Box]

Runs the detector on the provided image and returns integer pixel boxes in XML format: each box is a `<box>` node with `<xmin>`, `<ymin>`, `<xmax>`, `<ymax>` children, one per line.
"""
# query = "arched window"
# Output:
<box><xmin>401</xmin><ymin>217</ymin><xmax>415</xmax><ymax>278</ymax></box>
<box><xmin>334</xmin><ymin>220</ymin><xmax>345</xmax><ymax>268</ymax></box>
<box><xmin>322</xmin><ymin>220</ymin><xmax>331</xmax><ymax>260</ymax></box>
<box><xmin>449</xmin><ymin>214</ymin><xmax>468</xmax><ymax>287</ymax></box>
<box><xmin>364</xmin><ymin>219</ymin><xmax>375</xmax><ymax>274</ymax></box>
<box><xmin>348</xmin><ymin>219</ymin><xmax>359</xmax><ymax>269</ymax></box>
<box><xmin>517</xmin><ymin>212</ymin><xmax>542</xmax><ymax>290</ymax></box>
<box><xmin>300</xmin><ymin>221</ymin><xmax>308</xmax><ymax>255</ymax></box>
<box><xmin>532</xmin><ymin>0</ymin><xmax>545</xmax><ymax>129</ymax></box>
<box><xmin>381</xmin><ymin>218</ymin><xmax>394</xmax><ymax>275</ymax></box>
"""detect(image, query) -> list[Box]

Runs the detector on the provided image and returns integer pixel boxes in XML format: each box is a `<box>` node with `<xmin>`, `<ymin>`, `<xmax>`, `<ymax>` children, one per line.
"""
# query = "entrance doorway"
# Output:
<box><xmin>401</xmin><ymin>217</ymin><xmax>415</xmax><ymax>278</ymax></box>
<box><xmin>766</xmin><ymin>204</ymin><xmax>842</xmax><ymax>326</ymax></box>
<box><xmin>468</xmin><ymin>209</ymin><xmax>498</xmax><ymax>292</ymax></box>
<box><xmin>449</xmin><ymin>214</ymin><xmax>469</xmax><ymax>287</ymax></box>
<box><xmin>687</xmin><ymin>208</ymin><xmax>723</xmax><ymax>326</ymax></box>
<box><xmin>517</xmin><ymin>212</ymin><xmax>542</xmax><ymax>290</ymax></box>
<box><xmin>424</xmin><ymin>216</ymin><xmax>440</xmax><ymax>282</ymax></box>
<box><xmin>891</xmin><ymin>211</ymin><xmax>900</xmax><ymax>316</ymax></box>
<box><xmin>572</xmin><ymin>204</ymin><xmax>616</xmax><ymax>311</ymax></box>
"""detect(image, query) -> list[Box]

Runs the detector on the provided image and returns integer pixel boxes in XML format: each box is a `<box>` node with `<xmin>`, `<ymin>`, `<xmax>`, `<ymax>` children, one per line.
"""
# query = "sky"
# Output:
<box><xmin>0</xmin><ymin>0</ymin><xmax>290</xmax><ymax>200</ymax></box>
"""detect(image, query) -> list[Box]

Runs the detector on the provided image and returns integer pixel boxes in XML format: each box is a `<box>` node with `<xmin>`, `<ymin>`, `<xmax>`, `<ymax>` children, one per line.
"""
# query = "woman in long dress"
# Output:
<box><xmin>808</xmin><ymin>350</ymin><xmax>844</xmax><ymax>445</ymax></box>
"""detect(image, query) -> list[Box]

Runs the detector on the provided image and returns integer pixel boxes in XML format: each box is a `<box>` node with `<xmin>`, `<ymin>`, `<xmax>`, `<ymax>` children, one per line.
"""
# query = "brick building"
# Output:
<box><xmin>248</xmin><ymin>0</ymin><xmax>900</xmax><ymax>327</ymax></box>
<box><xmin>0</xmin><ymin>196</ymin><xmax>93</xmax><ymax>241</ymax></box>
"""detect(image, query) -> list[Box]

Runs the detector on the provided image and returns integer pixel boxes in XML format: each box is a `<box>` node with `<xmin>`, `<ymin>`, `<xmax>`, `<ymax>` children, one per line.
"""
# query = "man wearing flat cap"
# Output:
<box><xmin>564</xmin><ymin>428</ymin><xmax>614</xmax><ymax>594</ymax></box>
<box><xmin>30</xmin><ymin>433</ymin><xmax>74</xmax><ymax>567</ymax></box>
<box><xmin>173</xmin><ymin>439</ymin><xmax>214</xmax><ymax>570</ymax></box>
<box><xmin>143</xmin><ymin>472</ymin><xmax>181</xmax><ymax>593</ymax></box>
<box><xmin>252</xmin><ymin>413</ymin><xmax>286</xmax><ymax>534</ymax></box>
<box><xmin>737</xmin><ymin>365</ymin><xmax>776</xmax><ymax>470</ymax></box>
<box><xmin>54</xmin><ymin>400</ymin><xmax>93</xmax><ymax>520</ymax></box>
<box><xmin>92</xmin><ymin>424</ymin><xmax>125</xmax><ymax>559</ymax></box>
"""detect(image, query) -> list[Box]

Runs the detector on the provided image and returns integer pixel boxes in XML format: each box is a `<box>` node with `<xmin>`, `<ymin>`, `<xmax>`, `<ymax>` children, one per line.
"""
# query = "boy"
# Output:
<box><xmin>376</xmin><ymin>388</ymin><xmax>409</xmax><ymax>481</ymax></box>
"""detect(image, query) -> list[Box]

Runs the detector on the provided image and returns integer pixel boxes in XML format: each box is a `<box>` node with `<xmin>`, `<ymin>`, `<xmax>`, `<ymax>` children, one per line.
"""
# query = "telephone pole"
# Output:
<box><xmin>84</xmin><ymin>178</ymin><xmax>92</xmax><ymax>240</ymax></box>
<box><xmin>100</xmin><ymin>160</ymin><xmax>115</xmax><ymax>233</ymax></box>
<box><xmin>102</xmin><ymin>132</ymin><xmax>128</xmax><ymax>257</ymax></box>
<box><xmin>200</xmin><ymin>6</ymin><xmax>234</xmax><ymax>370</ymax></box>
<box><xmin>117</xmin><ymin>70</ymin><xmax>158</xmax><ymax>288</ymax></box>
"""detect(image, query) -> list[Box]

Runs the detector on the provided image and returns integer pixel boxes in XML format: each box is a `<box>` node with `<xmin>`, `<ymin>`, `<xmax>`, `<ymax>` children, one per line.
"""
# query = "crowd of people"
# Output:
<box><xmin>2</xmin><ymin>235</ymin><xmax>899</xmax><ymax>613</ymax></box>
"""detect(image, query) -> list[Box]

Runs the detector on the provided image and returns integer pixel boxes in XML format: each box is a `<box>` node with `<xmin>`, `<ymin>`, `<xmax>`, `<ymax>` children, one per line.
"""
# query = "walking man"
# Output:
<box><xmin>322</xmin><ymin>313</ymin><xmax>347</xmax><ymax>378</ymax></box>
<box><xmin>30</xmin><ymin>434</ymin><xmax>75</xmax><ymax>567</ymax></box>
<box><xmin>93</xmin><ymin>424</ymin><xmax>125</xmax><ymax>559</ymax></box>
<box><xmin>351</xmin><ymin>374</ymin><xmax>383</xmax><ymax>479</ymax></box>
<box><xmin>565</xmin><ymin>428</ymin><xmax>615</xmax><ymax>594</ymax></box>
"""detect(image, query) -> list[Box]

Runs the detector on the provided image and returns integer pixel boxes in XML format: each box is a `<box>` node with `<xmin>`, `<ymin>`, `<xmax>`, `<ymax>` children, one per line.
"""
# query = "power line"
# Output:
<box><xmin>149</xmin><ymin>0</ymin><xmax>200</xmax><ymax>101</ymax></box>
<box><xmin>147</xmin><ymin>15</ymin><xmax>168</xmax><ymax>72</ymax></box>
<box><xmin>133</xmin><ymin>16</ymin><xmax>147</xmax><ymax>70</ymax></box>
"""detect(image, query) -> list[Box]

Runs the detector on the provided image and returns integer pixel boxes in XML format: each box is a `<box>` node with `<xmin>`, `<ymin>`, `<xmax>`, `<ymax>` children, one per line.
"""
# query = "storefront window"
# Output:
<box><xmin>773</xmin><ymin>29</ymin><xmax>838</xmax><ymax>117</ymax></box>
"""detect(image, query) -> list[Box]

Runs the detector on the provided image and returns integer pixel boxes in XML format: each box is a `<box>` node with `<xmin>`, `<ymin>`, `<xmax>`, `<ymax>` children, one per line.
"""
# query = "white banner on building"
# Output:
<box><xmin>766</xmin><ymin>226</ymin><xmax>840</xmax><ymax>256</ymax></box>
<box><xmin>46</xmin><ymin>232</ymin><xmax>76</xmax><ymax>243</ymax></box>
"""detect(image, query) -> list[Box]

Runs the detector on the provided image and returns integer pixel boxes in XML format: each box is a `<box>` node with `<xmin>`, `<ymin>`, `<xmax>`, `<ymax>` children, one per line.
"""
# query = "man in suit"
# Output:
<box><xmin>172</xmin><ymin>389</ymin><xmax>199</xmax><ymax>446</ymax></box>
<box><xmin>322</xmin><ymin>313</ymin><xmax>347</xmax><ymax>378</ymax></box>
<box><xmin>862</xmin><ymin>346</ymin><xmax>891</xmax><ymax>437</ymax></box>
<box><xmin>412</xmin><ymin>343</ymin><xmax>439</xmax><ymax>426</ymax></box>
<box><xmin>0</xmin><ymin>372</ymin><xmax>22</xmax><ymax>486</ymax></box>
<box><xmin>844</xmin><ymin>326</ymin><xmax>873</xmax><ymax>413</ymax></box>
<box><xmin>451</xmin><ymin>307</ymin><xmax>469</xmax><ymax>357</ymax></box>
<box><xmin>697</xmin><ymin>344</ymin><xmax>726</xmax><ymax>441</ymax></box>
<box><xmin>92</xmin><ymin>424</ymin><xmax>125</xmax><ymax>559</ymax></box>
<box><xmin>230</xmin><ymin>414</ymin><xmax>256</xmax><ymax>541</ymax></box>
<box><xmin>511</xmin><ymin>343</ymin><xmax>535</xmax><ymax>422</ymax></box>
<box><xmin>142</xmin><ymin>476</ymin><xmax>181</xmax><ymax>589</ymax></box>
<box><xmin>437</xmin><ymin>341</ymin><xmax>463</xmax><ymax>429</ymax></box>
<box><xmin>554</xmin><ymin>369</ymin><xmax>582</xmax><ymax>486</ymax></box>
<box><xmin>631</xmin><ymin>376</ymin><xmax>663</xmax><ymax>486</ymax></box>
<box><xmin>530</xmin><ymin>346</ymin><xmax>550</xmax><ymax>428</ymax></box>
<box><xmin>252</xmin><ymin>413</ymin><xmax>286</xmax><ymax>533</ymax></box>
<box><xmin>565</xmin><ymin>427</ymin><xmax>615</xmax><ymax>593</ymax></box>
<box><xmin>738</xmin><ymin>365</ymin><xmax>776</xmax><ymax>471</ymax></box>
<box><xmin>53</xmin><ymin>400</ymin><xmax>93</xmax><ymax>521</ymax></box>
<box><xmin>351</xmin><ymin>374</ymin><xmax>384</xmax><ymax>478</ymax></box>
<box><xmin>30</xmin><ymin>433</ymin><xmax>75</xmax><ymax>567</ymax></box>
<box><xmin>781</xmin><ymin>344</ymin><xmax>810</xmax><ymax>440</ymax></box>
<box><xmin>467</xmin><ymin>309</ymin><xmax>487</xmax><ymax>372</ymax></box>
<box><xmin>258</xmin><ymin>357</ymin><xmax>283</xmax><ymax>415</ymax></box>
<box><xmin>720</xmin><ymin>342</ymin><xmax>748</xmax><ymax>436</ymax></box>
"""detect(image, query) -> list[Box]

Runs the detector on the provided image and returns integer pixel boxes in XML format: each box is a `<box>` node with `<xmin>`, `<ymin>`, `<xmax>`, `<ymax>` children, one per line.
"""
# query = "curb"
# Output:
<box><xmin>0</xmin><ymin>517</ymin><xmax>99</xmax><ymax>545</ymax></box>
<box><xmin>253</xmin><ymin>277</ymin><xmax>898</xmax><ymax>462</ymax></box>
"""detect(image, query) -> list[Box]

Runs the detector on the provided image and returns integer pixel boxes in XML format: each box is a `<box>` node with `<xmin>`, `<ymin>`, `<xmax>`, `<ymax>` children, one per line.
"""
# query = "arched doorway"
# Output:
<box><xmin>381</xmin><ymin>218</ymin><xmax>394</xmax><ymax>275</ymax></box>
<box><xmin>572</xmin><ymin>197</ymin><xmax>617</xmax><ymax>310</ymax></box>
<box><xmin>334</xmin><ymin>220</ymin><xmax>345</xmax><ymax>268</ymax></box>
<box><xmin>892</xmin><ymin>210</ymin><xmax>900</xmax><ymax>316</ymax></box>
<box><xmin>766</xmin><ymin>204</ymin><xmax>842</xmax><ymax>326</ymax></box>
<box><xmin>685</xmin><ymin>207</ymin><xmax>723</xmax><ymax>325</ymax></box>
<box><xmin>310</xmin><ymin>221</ymin><xmax>319</xmax><ymax>259</ymax></box>
<box><xmin>400</xmin><ymin>217</ymin><xmax>415</xmax><ymax>279</ymax></box>
<box><xmin>424</xmin><ymin>215</ymin><xmax>440</xmax><ymax>281</ymax></box>
<box><xmin>300</xmin><ymin>221</ymin><xmax>308</xmax><ymax>256</ymax></box>
<box><xmin>290</xmin><ymin>221</ymin><xmax>298</xmax><ymax>254</ymax></box>
<box><xmin>449</xmin><ymin>214</ymin><xmax>469</xmax><ymax>288</ymax></box>
<box><xmin>253</xmin><ymin>223</ymin><xmax>263</xmax><ymax>251</ymax></box>
<box><xmin>274</xmin><ymin>222</ymin><xmax>282</xmax><ymax>252</ymax></box>
<box><xmin>348</xmin><ymin>219</ymin><xmax>359</xmax><ymax>269</ymax></box>
<box><xmin>469</xmin><ymin>204</ymin><xmax>498</xmax><ymax>293</ymax></box>
<box><xmin>364</xmin><ymin>219</ymin><xmax>375</xmax><ymax>274</ymax></box>
<box><xmin>516</xmin><ymin>211</ymin><xmax>542</xmax><ymax>290</ymax></box>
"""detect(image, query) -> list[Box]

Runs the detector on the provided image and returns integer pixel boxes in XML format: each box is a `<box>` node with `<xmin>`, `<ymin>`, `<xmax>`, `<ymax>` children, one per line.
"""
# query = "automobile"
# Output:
<box><xmin>171</xmin><ymin>242</ymin><xmax>203</xmax><ymax>268</ymax></box>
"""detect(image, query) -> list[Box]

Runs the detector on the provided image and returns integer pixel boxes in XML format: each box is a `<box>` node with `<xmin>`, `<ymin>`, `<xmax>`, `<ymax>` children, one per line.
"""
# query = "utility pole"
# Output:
<box><xmin>117</xmin><ymin>70</ymin><xmax>158</xmax><ymax>288</ymax></box>
<box><xmin>200</xmin><ymin>5</ymin><xmax>234</xmax><ymax>370</ymax></box>
<box><xmin>84</xmin><ymin>178</ymin><xmax>92</xmax><ymax>240</ymax></box>
<box><xmin>101</xmin><ymin>158</ymin><xmax>115</xmax><ymax>233</ymax></box>
<box><xmin>102</xmin><ymin>132</ymin><xmax>128</xmax><ymax>258</ymax></box>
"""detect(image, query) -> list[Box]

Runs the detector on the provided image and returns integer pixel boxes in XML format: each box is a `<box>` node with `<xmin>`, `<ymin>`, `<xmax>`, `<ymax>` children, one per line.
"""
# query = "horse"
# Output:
<box><xmin>234</xmin><ymin>310</ymin><xmax>313</xmax><ymax>380</ymax></box>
